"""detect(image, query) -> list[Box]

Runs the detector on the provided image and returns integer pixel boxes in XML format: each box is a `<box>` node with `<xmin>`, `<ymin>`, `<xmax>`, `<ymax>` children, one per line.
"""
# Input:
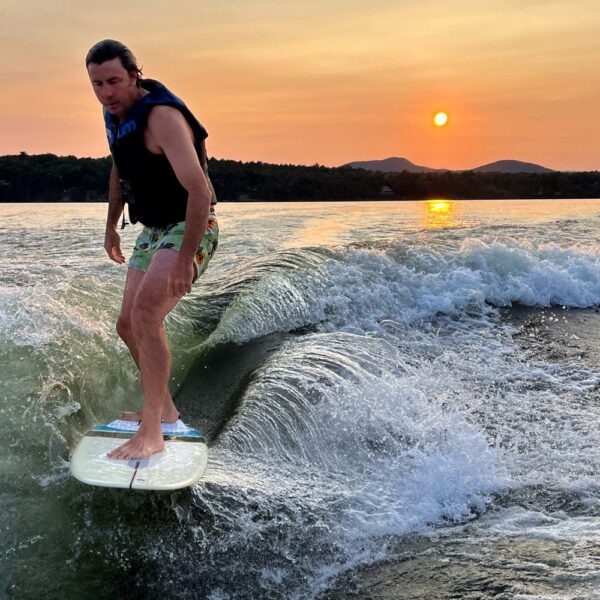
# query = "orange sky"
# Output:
<box><xmin>1</xmin><ymin>0</ymin><xmax>599</xmax><ymax>170</ymax></box>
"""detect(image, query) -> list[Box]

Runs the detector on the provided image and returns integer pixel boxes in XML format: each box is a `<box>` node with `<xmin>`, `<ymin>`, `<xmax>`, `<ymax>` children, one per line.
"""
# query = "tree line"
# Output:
<box><xmin>1</xmin><ymin>152</ymin><xmax>599</xmax><ymax>202</ymax></box>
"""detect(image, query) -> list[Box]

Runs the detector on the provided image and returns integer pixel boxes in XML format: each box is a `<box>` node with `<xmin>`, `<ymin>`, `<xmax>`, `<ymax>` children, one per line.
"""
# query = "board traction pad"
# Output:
<box><xmin>93</xmin><ymin>418</ymin><xmax>204</xmax><ymax>439</ymax></box>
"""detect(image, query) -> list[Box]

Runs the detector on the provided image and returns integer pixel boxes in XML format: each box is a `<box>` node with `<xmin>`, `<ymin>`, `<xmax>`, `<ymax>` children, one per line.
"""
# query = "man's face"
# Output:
<box><xmin>87</xmin><ymin>58</ymin><xmax>139</xmax><ymax>119</ymax></box>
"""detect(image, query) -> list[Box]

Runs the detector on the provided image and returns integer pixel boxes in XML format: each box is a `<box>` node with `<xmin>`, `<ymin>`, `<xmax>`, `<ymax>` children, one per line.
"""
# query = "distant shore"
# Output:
<box><xmin>1</xmin><ymin>153</ymin><xmax>599</xmax><ymax>203</ymax></box>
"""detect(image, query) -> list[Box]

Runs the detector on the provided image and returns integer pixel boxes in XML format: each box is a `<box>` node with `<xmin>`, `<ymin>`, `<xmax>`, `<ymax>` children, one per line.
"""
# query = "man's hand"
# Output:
<box><xmin>168</xmin><ymin>256</ymin><xmax>194</xmax><ymax>297</ymax></box>
<box><xmin>104</xmin><ymin>228</ymin><xmax>125</xmax><ymax>264</ymax></box>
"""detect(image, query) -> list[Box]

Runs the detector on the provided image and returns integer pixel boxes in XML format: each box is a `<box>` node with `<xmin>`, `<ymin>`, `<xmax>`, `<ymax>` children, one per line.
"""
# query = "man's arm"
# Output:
<box><xmin>146</xmin><ymin>106</ymin><xmax>213</xmax><ymax>295</ymax></box>
<box><xmin>104</xmin><ymin>161</ymin><xmax>125</xmax><ymax>264</ymax></box>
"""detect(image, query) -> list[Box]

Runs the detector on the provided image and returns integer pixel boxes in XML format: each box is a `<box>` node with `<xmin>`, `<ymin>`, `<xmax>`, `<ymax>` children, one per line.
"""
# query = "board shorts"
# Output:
<box><xmin>128</xmin><ymin>209</ymin><xmax>219</xmax><ymax>282</ymax></box>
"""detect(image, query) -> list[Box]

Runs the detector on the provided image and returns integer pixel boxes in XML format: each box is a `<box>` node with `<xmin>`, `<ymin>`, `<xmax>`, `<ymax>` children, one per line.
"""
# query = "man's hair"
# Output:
<box><xmin>85</xmin><ymin>39</ymin><xmax>143</xmax><ymax>86</ymax></box>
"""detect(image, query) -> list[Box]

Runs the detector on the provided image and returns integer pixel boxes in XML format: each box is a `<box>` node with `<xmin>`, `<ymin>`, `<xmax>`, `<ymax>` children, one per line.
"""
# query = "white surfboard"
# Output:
<box><xmin>70</xmin><ymin>419</ymin><xmax>208</xmax><ymax>491</ymax></box>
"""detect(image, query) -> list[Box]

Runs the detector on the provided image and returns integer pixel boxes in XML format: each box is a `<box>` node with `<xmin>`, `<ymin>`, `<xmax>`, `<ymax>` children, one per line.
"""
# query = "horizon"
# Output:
<box><xmin>2</xmin><ymin>1</ymin><xmax>599</xmax><ymax>171</ymax></box>
<box><xmin>5</xmin><ymin>152</ymin><xmax>597</xmax><ymax>174</ymax></box>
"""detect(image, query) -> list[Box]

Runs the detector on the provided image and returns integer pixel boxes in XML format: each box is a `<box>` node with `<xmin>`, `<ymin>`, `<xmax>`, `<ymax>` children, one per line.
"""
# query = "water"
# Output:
<box><xmin>2</xmin><ymin>200</ymin><xmax>600</xmax><ymax>599</ymax></box>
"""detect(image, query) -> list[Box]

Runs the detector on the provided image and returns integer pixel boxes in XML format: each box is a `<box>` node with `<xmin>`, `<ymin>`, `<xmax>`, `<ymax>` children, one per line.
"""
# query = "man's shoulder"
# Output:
<box><xmin>147</xmin><ymin>104</ymin><xmax>186</xmax><ymax>126</ymax></box>
<box><xmin>146</xmin><ymin>105</ymin><xmax>190</xmax><ymax>138</ymax></box>
<box><xmin>145</xmin><ymin>104</ymin><xmax>194</xmax><ymax>146</ymax></box>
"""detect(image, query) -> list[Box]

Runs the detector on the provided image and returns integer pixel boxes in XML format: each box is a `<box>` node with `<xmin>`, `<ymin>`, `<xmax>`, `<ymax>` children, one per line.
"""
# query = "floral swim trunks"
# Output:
<box><xmin>128</xmin><ymin>209</ymin><xmax>219</xmax><ymax>282</ymax></box>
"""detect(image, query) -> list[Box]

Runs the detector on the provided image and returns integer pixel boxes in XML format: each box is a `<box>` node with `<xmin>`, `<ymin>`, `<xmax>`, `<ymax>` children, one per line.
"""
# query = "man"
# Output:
<box><xmin>86</xmin><ymin>39</ymin><xmax>219</xmax><ymax>460</ymax></box>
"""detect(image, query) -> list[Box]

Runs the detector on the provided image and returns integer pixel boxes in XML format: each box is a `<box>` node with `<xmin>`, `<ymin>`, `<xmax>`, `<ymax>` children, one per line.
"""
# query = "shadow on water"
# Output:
<box><xmin>174</xmin><ymin>331</ymin><xmax>293</xmax><ymax>442</ymax></box>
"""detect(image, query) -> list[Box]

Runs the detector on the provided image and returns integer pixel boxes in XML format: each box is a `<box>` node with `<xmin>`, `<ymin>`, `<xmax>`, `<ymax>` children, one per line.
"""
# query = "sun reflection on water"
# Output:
<box><xmin>422</xmin><ymin>199</ymin><xmax>461</xmax><ymax>230</ymax></box>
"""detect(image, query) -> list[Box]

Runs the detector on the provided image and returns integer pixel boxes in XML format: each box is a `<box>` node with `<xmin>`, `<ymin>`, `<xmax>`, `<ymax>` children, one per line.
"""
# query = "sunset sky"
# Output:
<box><xmin>1</xmin><ymin>0</ymin><xmax>599</xmax><ymax>170</ymax></box>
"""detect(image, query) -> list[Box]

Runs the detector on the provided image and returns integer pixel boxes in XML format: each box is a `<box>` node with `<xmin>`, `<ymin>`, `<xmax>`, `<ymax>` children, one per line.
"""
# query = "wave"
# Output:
<box><xmin>199</xmin><ymin>237</ymin><xmax>600</xmax><ymax>348</ymax></box>
<box><xmin>141</xmin><ymin>331</ymin><xmax>505</xmax><ymax>597</ymax></box>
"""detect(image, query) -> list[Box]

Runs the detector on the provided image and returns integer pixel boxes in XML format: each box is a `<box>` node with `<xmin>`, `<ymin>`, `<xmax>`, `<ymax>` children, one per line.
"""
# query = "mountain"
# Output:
<box><xmin>343</xmin><ymin>157</ymin><xmax>446</xmax><ymax>173</ymax></box>
<box><xmin>344</xmin><ymin>157</ymin><xmax>554</xmax><ymax>174</ymax></box>
<box><xmin>471</xmin><ymin>160</ymin><xmax>554</xmax><ymax>173</ymax></box>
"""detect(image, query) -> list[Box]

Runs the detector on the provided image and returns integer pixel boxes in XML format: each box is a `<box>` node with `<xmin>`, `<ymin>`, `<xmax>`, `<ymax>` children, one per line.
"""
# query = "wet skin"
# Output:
<box><xmin>88</xmin><ymin>57</ymin><xmax>214</xmax><ymax>460</ymax></box>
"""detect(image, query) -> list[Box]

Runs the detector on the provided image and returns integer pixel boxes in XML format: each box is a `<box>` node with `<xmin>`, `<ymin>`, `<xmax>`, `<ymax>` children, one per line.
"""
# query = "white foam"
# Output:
<box><xmin>484</xmin><ymin>506</ymin><xmax>600</xmax><ymax>543</ymax></box>
<box><xmin>0</xmin><ymin>282</ymin><xmax>114</xmax><ymax>347</ymax></box>
<box><xmin>321</xmin><ymin>238</ymin><xmax>600</xmax><ymax>334</ymax></box>
<box><xmin>203</xmin><ymin>238</ymin><xmax>600</xmax><ymax>347</ymax></box>
<box><xmin>214</xmin><ymin>332</ymin><xmax>505</xmax><ymax>538</ymax></box>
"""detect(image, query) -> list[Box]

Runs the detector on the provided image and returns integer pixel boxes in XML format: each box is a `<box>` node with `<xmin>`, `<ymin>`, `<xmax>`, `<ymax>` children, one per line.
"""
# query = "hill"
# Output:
<box><xmin>345</xmin><ymin>157</ymin><xmax>554</xmax><ymax>174</ymax></box>
<box><xmin>343</xmin><ymin>157</ymin><xmax>446</xmax><ymax>173</ymax></box>
<box><xmin>472</xmin><ymin>160</ymin><xmax>553</xmax><ymax>173</ymax></box>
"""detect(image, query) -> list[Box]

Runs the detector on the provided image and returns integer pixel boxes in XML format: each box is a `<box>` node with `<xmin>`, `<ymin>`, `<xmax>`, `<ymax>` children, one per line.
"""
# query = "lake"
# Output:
<box><xmin>2</xmin><ymin>199</ymin><xmax>600</xmax><ymax>599</ymax></box>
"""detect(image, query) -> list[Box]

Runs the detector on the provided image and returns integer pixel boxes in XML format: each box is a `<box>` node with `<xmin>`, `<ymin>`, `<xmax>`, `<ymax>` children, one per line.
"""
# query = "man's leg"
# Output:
<box><xmin>116</xmin><ymin>267</ymin><xmax>179</xmax><ymax>423</ymax></box>
<box><xmin>108</xmin><ymin>249</ymin><xmax>185</xmax><ymax>460</ymax></box>
<box><xmin>116</xmin><ymin>267</ymin><xmax>145</xmax><ymax>367</ymax></box>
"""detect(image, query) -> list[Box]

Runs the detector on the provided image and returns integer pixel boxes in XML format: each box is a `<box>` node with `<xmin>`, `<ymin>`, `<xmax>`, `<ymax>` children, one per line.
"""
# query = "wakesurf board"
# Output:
<box><xmin>70</xmin><ymin>419</ymin><xmax>207</xmax><ymax>491</ymax></box>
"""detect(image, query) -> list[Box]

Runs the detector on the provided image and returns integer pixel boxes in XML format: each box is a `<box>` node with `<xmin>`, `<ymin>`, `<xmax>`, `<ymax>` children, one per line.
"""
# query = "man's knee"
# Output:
<box><xmin>116</xmin><ymin>313</ymin><xmax>133</xmax><ymax>341</ymax></box>
<box><xmin>130</xmin><ymin>300</ymin><xmax>162</xmax><ymax>337</ymax></box>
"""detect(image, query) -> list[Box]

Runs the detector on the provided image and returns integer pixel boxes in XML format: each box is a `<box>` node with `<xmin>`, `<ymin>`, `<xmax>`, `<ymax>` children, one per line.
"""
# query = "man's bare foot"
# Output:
<box><xmin>120</xmin><ymin>409</ymin><xmax>180</xmax><ymax>423</ymax></box>
<box><xmin>107</xmin><ymin>429</ymin><xmax>165</xmax><ymax>460</ymax></box>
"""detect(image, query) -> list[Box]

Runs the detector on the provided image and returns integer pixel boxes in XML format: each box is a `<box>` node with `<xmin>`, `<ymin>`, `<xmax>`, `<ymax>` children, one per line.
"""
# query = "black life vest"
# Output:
<box><xmin>105</xmin><ymin>79</ymin><xmax>216</xmax><ymax>227</ymax></box>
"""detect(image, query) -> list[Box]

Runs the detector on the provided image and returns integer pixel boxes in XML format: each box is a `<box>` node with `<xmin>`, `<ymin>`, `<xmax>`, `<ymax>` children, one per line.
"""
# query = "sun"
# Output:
<box><xmin>433</xmin><ymin>112</ymin><xmax>448</xmax><ymax>127</ymax></box>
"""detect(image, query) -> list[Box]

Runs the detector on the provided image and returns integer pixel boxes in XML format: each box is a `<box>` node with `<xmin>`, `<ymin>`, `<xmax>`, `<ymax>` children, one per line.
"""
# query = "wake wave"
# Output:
<box><xmin>201</xmin><ymin>237</ymin><xmax>600</xmax><ymax>346</ymax></box>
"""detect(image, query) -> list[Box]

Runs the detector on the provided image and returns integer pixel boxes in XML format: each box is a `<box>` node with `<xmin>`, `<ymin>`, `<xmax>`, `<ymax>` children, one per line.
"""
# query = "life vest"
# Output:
<box><xmin>105</xmin><ymin>79</ymin><xmax>216</xmax><ymax>227</ymax></box>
